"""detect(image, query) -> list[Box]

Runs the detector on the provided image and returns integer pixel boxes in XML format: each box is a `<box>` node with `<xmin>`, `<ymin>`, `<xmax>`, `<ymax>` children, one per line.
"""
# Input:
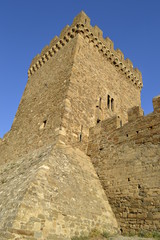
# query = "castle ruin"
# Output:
<box><xmin>0</xmin><ymin>11</ymin><xmax>159</xmax><ymax>240</ymax></box>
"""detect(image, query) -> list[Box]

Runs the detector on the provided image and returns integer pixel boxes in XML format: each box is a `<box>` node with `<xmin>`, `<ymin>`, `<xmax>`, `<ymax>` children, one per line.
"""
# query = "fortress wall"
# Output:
<box><xmin>0</xmin><ymin>36</ymin><xmax>78</xmax><ymax>165</ymax></box>
<box><xmin>0</xmin><ymin>145</ymin><xmax>118</xmax><ymax>240</ymax></box>
<box><xmin>61</xmin><ymin>33</ymin><xmax>141</xmax><ymax>152</ymax></box>
<box><xmin>88</xmin><ymin>96</ymin><xmax>160</xmax><ymax>233</ymax></box>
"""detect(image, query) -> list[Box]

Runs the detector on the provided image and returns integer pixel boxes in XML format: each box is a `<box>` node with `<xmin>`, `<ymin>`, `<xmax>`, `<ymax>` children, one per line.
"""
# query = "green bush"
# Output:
<box><xmin>71</xmin><ymin>236</ymin><xmax>89</xmax><ymax>240</ymax></box>
<box><xmin>152</xmin><ymin>231</ymin><xmax>160</xmax><ymax>240</ymax></box>
<box><xmin>88</xmin><ymin>228</ymin><xmax>101</xmax><ymax>237</ymax></box>
<box><xmin>102</xmin><ymin>231</ymin><xmax>110</xmax><ymax>238</ymax></box>
<box><xmin>71</xmin><ymin>228</ymin><xmax>113</xmax><ymax>239</ymax></box>
<box><xmin>138</xmin><ymin>230</ymin><xmax>160</xmax><ymax>239</ymax></box>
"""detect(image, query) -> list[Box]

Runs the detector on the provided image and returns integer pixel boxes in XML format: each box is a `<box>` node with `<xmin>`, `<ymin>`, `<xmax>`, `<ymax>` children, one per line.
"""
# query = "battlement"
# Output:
<box><xmin>28</xmin><ymin>11</ymin><xmax>143</xmax><ymax>90</ymax></box>
<box><xmin>90</xmin><ymin>95</ymin><xmax>160</xmax><ymax>137</ymax></box>
<box><xmin>128</xmin><ymin>106</ymin><xmax>144</xmax><ymax>122</ymax></box>
<box><xmin>153</xmin><ymin>94</ymin><xmax>160</xmax><ymax>111</ymax></box>
<box><xmin>88</xmin><ymin>96</ymin><xmax>160</xmax><ymax>158</ymax></box>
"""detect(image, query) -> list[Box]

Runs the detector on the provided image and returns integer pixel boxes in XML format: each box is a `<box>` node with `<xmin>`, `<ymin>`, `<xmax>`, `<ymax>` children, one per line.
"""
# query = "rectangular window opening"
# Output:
<box><xmin>107</xmin><ymin>95</ymin><xmax>110</xmax><ymax>109</ymax></box>
<box><xmin>111</xmin><ymin>98</ymin><xmax>114</xmax><ymax>111</ymax></box>
<box><xmin>43</xmin><ymin>120</ymin><xmax>47</xmax><ymax>127</ymax></box>
<box><xmin>79</xmin><ymin>125</ymin><xmax>83</xmax><ymax>142</ymax></box>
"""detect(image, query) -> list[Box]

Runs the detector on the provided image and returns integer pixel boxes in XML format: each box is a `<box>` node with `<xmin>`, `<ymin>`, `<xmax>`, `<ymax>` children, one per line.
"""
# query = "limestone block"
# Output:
<box><xmin>153</xmin><ymin>95</ymin><xmax>160</xmax><ymax>111</ymax></box>
<box><xmin>93</xmin><ymin>25</ymin><xmax>103</xmax><ymax>39</ymax></box>
<box><xmin>49</xmin><ymin>36</ymin><xmax>59</xmax><ymax>48</ymax></box>
<box><xmin>72</xmin><ymin>11</ymin><xmax>90</xmax><ymax>26</ymax></box>
<box><xmin>41</xmin><ymin>45</ymin><xmax>49</xmax><ymax>55</ymax></box>
<box><xmin>125</xmin><ymin>58</ymin><xmax>133</xmax><ymax>70</ymax></box>
<box><xmin>60</xmin><ymin>25</ymin><xmax>70</xmax><ymax>39</ymax></box>
<box><xmin>105</xmin><ymin>37</ymin><xmax>114</xmax><ymax>51</ymax></box>
<box><xmin>59</xmin><ymin>127</ymin><xmax>66</xmax><ymax>136</ymax></box>
<box><xmin>128</xmin><ymin>106</ymin><xmax>144</xmax><ymax>122</ymax></box>
<box><xmin>30</xmin><ymin>54</ymin><xmax>40</xmax><ymax>68</ymax></box>
<box><xmin>133</xmin><ymin>68</ymin><xmax>142</xmax><ymax>83</ymax></box>
<box><xmin>101</xmin><ymin>116</ymin><xmax>121</xmax><ymax>132</ymax></box>
<box><xmin>115</xmin><ymin>49</ymin><xmax>124</xmax><ymax>61</ymax></box>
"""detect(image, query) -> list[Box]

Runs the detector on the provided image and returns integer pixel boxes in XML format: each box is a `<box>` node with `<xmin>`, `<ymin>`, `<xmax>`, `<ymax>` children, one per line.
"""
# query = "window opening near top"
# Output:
<box><xmin>107</xmin><ymin>95</ymin><xmax>110</xmax><ymax>109</ymax></box>
<box><xmin>111</xmin><ymin>98</ymin><xmax>114</xmax><ymax>111</ymax></box>
<box><xmin>99</xmin><ymin>97</ymin><xmax>102</xmax><ymax>109</ymax></box>
<box><xmin>79</xmin><ymin>125</ymin><xmax>83</xmax><ymax>142</ymax></box>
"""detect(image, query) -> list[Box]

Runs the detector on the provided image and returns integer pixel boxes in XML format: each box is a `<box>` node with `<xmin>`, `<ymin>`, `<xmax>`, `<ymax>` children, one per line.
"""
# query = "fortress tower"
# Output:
<box><xmin>0</xmin><ymin>11</ymin><xmax>143</xmax><ymax>163</ymax></box>
<box><xmin>0</xmin><ymin>11</ymin><xmax>159</xmax><ymax>240</ymax></box>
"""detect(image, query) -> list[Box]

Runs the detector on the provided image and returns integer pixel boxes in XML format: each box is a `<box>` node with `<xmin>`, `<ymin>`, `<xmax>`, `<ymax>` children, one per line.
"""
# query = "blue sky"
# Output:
<box><xmin>0</xmin><ymin>0</ymin><xmax>160</xmax><ymax>138</ymax></box>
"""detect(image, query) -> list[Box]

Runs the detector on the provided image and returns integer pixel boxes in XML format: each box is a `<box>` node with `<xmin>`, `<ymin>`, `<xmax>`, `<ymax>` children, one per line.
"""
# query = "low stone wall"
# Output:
<box><xmin>88</xmin><ymin>96</ymin><xmax>160</xmax><ymax>233</ymax></box>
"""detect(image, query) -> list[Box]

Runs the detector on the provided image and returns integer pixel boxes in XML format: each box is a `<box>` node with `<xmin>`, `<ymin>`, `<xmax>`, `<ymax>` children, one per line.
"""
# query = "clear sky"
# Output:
<box><xmin>0</xmin><ymin>0</ymin><xmax>160</xmax><ymax>138</ymax></box>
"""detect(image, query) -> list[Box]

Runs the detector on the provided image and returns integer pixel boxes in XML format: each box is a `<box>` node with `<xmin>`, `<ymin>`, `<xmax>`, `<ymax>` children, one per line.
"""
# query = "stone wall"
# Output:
<box><xmin>0</xmin><ymin>144</ymin><xmax>118</xmax><ymax>239</ymax></box>
<box><xmin>88</xmin><ymin>96</ymin><xmax>160</xmax><ymax>233</ymax></box>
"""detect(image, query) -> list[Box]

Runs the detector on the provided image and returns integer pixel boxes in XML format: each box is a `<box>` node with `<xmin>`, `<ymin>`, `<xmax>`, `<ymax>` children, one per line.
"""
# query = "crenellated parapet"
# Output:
<box><xmin>89</xmin><ymin>96</ymin><xmax>160</xmax><ymax>153</ymax></box>
<box><xmin>153</xmin><ymin>95</ymin><xmax>160</xmax><ymax>112</ymax></box>
<box><xmin>28</xmin><ymin>11</ymin><xmax>143</xmax><ymax>90</ymax></box>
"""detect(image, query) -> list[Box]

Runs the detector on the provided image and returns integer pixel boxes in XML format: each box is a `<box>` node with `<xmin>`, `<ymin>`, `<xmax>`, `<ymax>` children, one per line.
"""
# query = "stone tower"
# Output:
<box><xmin>0</xmin><ymin>11</ymin><xmax>143</xmax><ymax>164</ymax></box>
<box><xmin>1</xmin><ymin>11</ymin><xmax>158</xmax><ymax>240</ymax></box>
<box><xmin>0</xmin><ymin>12</ymin><xmax>122</xmax><ymax>240</ymax></box>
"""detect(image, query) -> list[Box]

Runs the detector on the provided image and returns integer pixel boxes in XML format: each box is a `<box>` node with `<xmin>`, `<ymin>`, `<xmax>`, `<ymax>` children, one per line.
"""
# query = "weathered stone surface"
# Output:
<box><xmin>88</xmin><ymin>104</ymin><xmax>160</xmax><ymax>233</ymax></box>
<box><xmin>0</xmin><ymin>144</ymin><xmax>118</xmax><ymax>239</ymax></box>
<box><xmin>0</xmin><ymin>11</ymin><xmax>142</xmax><ymax>165</ymax></box>
<box><xmin>153</xmin><ymin>95</ymin><xmax>160</xmax><ymax>111</ymax></box>
<box><xmin>0</xmin><ymin>11</ymin><xmax>159</xmax><ymax>239</ymax></box>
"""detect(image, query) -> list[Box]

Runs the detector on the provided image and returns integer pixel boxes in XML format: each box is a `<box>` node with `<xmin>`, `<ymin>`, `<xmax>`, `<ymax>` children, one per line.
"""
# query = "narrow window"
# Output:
<box><xmin>43</xmin><ymin>120</ymin><xmax>47</xmax><ymax>127</ymax></box>
<box><xmin>97</xmin><ymin>119</ymin><xmax>101</xmax><ymax>124</ymax></box>
<box><xmin>79</xmin><ymin>125</ymin><xmax>83</xmax><ymax>142</ymax></box>
<box><xmin>120</xmin><ymin>120</ymin><xmax>122</xmax><ymax>127</ymax></box>
<box><xmin>40</xmin><ymin>120</ymin><xmax>47</xmax><ymax>130</ymax></box>
<box><xmin>96</xmin><ymin>97</ymin><xmax>102</xmax><ymax>109</ymax></box>
<box><xmin>99</xmin><ymin>97</ymin><xmax>102</xmax><ymax>109</ymax></box>
<box><xmin>111</xmin><ymin>98</ymin><xmax>114</xmax><ymax>111</ymax></box>
<box><xmin>107</xmin><ymin>95</ymin><xmax>110</xmax><ymax>109</ymax></box>
<box><xmin>79</xmin><ymin>133</ymin><xmax>82</xmax><ymax>142</ymax></box>
<box><xmin>85</xmin><ymin>19</ymin><xmax>87</xmax><ymax>24</ymax></box>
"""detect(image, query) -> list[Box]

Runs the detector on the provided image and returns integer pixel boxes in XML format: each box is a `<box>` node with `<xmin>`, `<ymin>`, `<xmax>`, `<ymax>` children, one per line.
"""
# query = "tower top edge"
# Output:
<box><xmin>28</xmin><ymin>11</ymin><xmax>143</xmax><ymax>89</ymax></box>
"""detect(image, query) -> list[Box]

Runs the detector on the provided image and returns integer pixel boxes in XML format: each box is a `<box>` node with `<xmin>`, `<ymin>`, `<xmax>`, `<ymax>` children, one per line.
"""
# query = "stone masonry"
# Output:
<box><xmin>0</xmin><ymin>11</ymin><xmax>142</xmax><ymax>164</ymax></box>
<box><xmin>88</xmin><ymin>97</ymin><xmax>160</xmax><ymax>233</ymax></box>
<box><xmin>0</xmin><ymin>11</ymin><xmax>159</xmax><ymax>239</ymax></box>
<box><xmin>0</xmin><ymin>144</ymin><xmax>118</xmax><ymax>239</ymax></box>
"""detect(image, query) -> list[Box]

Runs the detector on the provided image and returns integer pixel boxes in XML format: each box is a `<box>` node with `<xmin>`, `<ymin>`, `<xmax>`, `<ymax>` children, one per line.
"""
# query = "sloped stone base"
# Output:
<box><xmin>0</xmin><ymin>144</ymin><xmax>118</xmax><ymax>239</ymax></box>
